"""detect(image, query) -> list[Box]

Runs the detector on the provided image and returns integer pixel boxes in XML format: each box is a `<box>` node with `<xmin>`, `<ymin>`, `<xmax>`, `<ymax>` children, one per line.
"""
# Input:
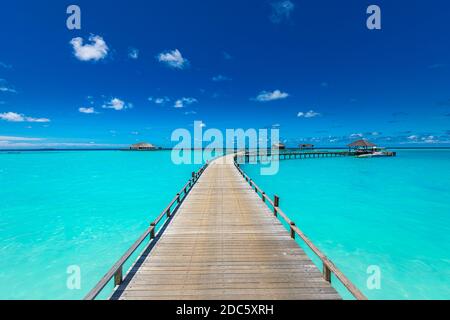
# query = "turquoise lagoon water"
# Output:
<box><xmin>0</xmin><ymin>150</ymin><xmax>218</xmax><ymax>300</ymax></box>
<box><xmin>242</xmin><ymin>149</ymin><xmax>450</xmax><ymax>300</ymax></box>
<box><xmin>0</xmin><ymin>149</ymin><xmax>448</xmax><ymax>299</ymax></box>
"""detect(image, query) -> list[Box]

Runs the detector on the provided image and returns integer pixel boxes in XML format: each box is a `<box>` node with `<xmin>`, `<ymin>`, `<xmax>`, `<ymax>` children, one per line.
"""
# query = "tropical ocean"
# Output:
<box><xmin>243</xmin><ymin>149</ymin><xmax>450</xmax><ymax>300</ymax></box>
<box><xmin>0</xmin><ymin>149</ymin><xmax>449</xmax><ymax>299</ymax></box>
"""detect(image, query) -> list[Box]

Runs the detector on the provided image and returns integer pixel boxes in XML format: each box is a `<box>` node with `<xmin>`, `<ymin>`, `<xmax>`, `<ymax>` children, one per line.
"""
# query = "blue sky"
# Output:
<box><xmin>0</xmin><ymin>0</ymin><xmax>449</xmax><ymax>148</ymax></box>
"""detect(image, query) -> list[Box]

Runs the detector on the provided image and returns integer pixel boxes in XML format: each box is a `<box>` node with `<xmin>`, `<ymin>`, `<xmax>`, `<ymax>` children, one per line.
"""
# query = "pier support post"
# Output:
<box><xmin>290</xmin><ymin>222</ymin><xmax>296</xmax><ymax>239</ymax></box>
<box><xmin>150</xmin><ymin>223</ymin><xmax>156</xmax><ymax>239</ymax></box>
<box><xmin>323</xmin><ymin>264</ymin><xmax>331</xmax><ymax>283</ymax></box>
<box><xmin>274</xmin><ymin>195</ymin><xmax>279</xmax><ymax>216</ymax></box>
<box><xmin>114</xmin><ymin>266</ymin><xmax>123</xmax><ymax>286</ymax></box>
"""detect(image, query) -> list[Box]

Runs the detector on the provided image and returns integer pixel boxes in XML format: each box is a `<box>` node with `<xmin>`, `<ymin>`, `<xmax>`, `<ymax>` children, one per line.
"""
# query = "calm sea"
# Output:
<box><xmin>0</xmin><ymin>149</ymin><xmax>448</xmax><ymax>299</ymax></box>
<box><xmin>242</xmin><ymin>149</ymin><xmax>450</xmax><ymax>299</ymax></box>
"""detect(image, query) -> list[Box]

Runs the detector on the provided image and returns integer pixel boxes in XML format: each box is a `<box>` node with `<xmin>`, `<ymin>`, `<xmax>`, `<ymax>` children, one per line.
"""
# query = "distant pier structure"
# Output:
<box><xmin>299</xmin><ymin>144</ymin><xmax>314</xmax><ymax>150</ymax></box>
<box><xmin>129</xmin><ymin>142</ymin><xmax>158</xmax><ymax>151</ymax></box>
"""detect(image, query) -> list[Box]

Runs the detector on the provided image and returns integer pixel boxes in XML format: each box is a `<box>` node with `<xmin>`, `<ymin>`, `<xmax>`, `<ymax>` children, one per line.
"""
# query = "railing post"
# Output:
<box><xmin>262</xmin><ymin>192</ymin><xmax>266</xmax><ymax>203</ymax></box>
<box><xmin>114</xmin><ymin>266</ymin><xmax>123</xmax><ymax>286</ymax></box>
<box><xmin>177</xmin><ymin>193</ymin><xmax>181</xmax><ymax>204</ymax></box>
<box><xmin>166</xmin><ymin>207</ymin><xmax>171</xmax><ymax>218</ymax></box>
<box><xmin>150</xmin><ymin>222</ymin><xmax>156</xmax><ymax>239</ymax></box>
<box><xmin>290</xmin><ymin>222</ymin><xmax>296</xmax><ymax>239</ymax></box>
<box><xmin>323</xmin><ymin>263</ymin><xmax>331</xmax><ymax>283</ymax></box>
<box><xmin>274</xmin><ymin>195</ymin><xmax>279</xmax><ymax>216</ymax></box>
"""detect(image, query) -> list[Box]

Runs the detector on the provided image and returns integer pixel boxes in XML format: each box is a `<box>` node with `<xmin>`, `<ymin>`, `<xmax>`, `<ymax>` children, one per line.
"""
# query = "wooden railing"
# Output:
<box><xmin>236</xmin><ymin>150</ymin><xmax>352</xmax><ymax>164</ymax></box>
<box><xmin>84</xmin><ymin>162</ymin><xmax>209</xmax><ymax>300</ymax></box>
<box><xmin>233</xmin><ymin>157</ymin><xmax>367</xmax><ymax>300</ymax></box>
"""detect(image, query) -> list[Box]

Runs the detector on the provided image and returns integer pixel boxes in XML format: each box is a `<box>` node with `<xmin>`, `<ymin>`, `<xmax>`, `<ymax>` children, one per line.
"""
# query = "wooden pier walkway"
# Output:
<box><xmin>86</xmin><ymin>154</ymin><xmax>366</xmax><ymax>300</ymax></box>
<box><xmin>114</xmin><ymin>154</ymin><xmax>340</xmax><ymax>300</ymax></box>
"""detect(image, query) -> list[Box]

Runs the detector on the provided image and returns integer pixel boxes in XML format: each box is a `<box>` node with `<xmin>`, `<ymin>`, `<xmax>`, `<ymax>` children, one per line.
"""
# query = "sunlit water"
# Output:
<box><xmin>1</xmin><ymin>149</ymin><xmax>449</xmax><ymax>299</ymax></box>
<box><xmin>242</xmin><ymin>149</ymin><xmax>450</xmax><ymax>299</ymax></box>
<box><xmin>0</xmin><ymin>150</ymin><xmax>216</xmax><ymax>299</ymax></box>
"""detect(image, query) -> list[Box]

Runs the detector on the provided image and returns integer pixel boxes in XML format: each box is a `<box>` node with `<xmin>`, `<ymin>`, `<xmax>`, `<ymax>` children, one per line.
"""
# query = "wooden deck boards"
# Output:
<box><xmin>113</xmin><ymin>155</ymin><xmax>340</xmax><ymax>300</ymax></box>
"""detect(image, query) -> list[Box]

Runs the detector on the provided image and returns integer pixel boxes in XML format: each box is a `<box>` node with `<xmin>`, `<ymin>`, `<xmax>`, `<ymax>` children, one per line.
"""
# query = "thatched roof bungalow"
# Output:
<box><xmin>272</xmin><ymin>142</ymin><xmax>286</xmax><ymax>150</ymax></box>
<box><xmin>130</xmin><ymin>142</ymin><xmax>157</xmax><ymax>151</ymax></box>
<box><xmin>299</xmin><ymin>144</ymin><xmax>314</xmax><ymax>150</ymax></box>
<box><xmin>347</xmin><ymin>139</ymin><xmax>377</xmax><ymax>150</ymax></box>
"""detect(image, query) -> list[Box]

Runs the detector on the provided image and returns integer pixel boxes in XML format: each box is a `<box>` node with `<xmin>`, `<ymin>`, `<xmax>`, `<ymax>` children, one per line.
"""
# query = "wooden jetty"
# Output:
<box><xmin>85</xmin><ymin>154</ymin><xmax>366</xmax><ymax>300</ymax></box>
<box><xmin>237</xmin><ymin>150</ymin><xmax>395</xmax><ymax>163</ymax></box>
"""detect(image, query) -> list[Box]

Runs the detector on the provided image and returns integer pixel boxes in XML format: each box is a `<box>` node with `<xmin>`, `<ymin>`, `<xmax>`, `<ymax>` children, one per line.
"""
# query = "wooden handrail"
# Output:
<box><xmin>84</xmin><ymin>162</ymin><xmax>209</xmax><ymax>300</ymax></box>
<box><xmin>233</xmin><ymin>156</ymin><xmax>367</xmax><ymax>300</ymax></box>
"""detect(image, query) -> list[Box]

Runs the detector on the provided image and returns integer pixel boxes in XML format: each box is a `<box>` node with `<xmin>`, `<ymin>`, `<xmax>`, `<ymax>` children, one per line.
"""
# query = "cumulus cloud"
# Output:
<box><xmin>297</xmin><ymin>110</ymin><xmax>321</xmax><ymax>118</ymax></box>
<box><xmin>149</xmin><ymin>96</ymin><xmax>170</xmax><ymax>105</ymax></box>
<box><xmin>0</xmin><ymin>136</ymin><xmax>43</xmax><ymax>141</ymax></box>
<box><xmin>0</xmin><ymin>112</ymin><xmax>50</xmax><ymax>123</ymax></box>
<box><xmin>157</xmin><ymin>49</ymin><xmax>188</xmax><ymax>69</ymax></box>
<box><xmin>174</xmin><ymin>97</ymin><xmax>197</xmax><ymax>108</ymax></box>
<box><xmin>70</xmin><ymin>35</ymin><xmax>109</xmax><ymax>61</ymax></box>
<box><xmin>212</xmin><ymin>75</ymin><xmax>232</xmax><ymax>82</ymax></box>
<box><xmin>0</xmin><ymin>86</ymin><xmax>17</xmax><ymax>93</ymax></box>
<box><xmin>254</xmin><ymin>90</ymin><xmax>289</xmax><ymax>102</ymax></box>
<box><xmin>79</xmin><ymin>107</ymin><xmax>97</xmax><ymax>114</ymax></box>
<box><xmin>350</xmin><ymin>133</ymin><xmax>364</xmax><ymax>138</ymax></box>
<box><xmin>102</xmin><ymin>98</ymin><xmax>132</xmax><ymax>111</ymax></box>
<box><xmin>128</xmin><ymin>47</ymin><xmax>139</xmax><ymax>59</ymax></box>
<box><xmin>0</xmin><ymin>62</ymin><xmax>12</xmax><ymax>69</ymax></box>
<box><xmin>0</xmin><ymin>79</ymin><xmax>17</xmax><ymax>93</ymax></box>
<box><xmin>270</xmin><ymin>1</ymin><xmax>295</xmax><ymax>24</ymax></box>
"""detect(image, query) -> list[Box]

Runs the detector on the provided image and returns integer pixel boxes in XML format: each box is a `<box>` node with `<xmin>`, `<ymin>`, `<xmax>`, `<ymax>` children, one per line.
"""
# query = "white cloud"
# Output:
<box><xmin>79</xmin><ymin>107</ymin><xmax>96</xmax><ymax>114</ymax></box>
<box><xmin>128</xmin><ymin>47</ymin><xmax>139</xmax><ymax>59</ymax></box>
<box><xmin>0</xmin><ymin>141</ymin><xmax>124</xmax><ymax>148</ymax></box>
<box><xmin>254</xmin><ymin>90</ymin><xmax>289</xmax><ymax>102</ymax></box>
<box><xmin>0</xmin><ymin>86</ymin><xmax>17</xmax><ymax>93</ymax></box>
<box><xmin>70</xmin><ymin>35</ymin><xmax>109</xmax><ymax>61</ymax></box>
<box><xmin>422</xmin><ymin>135</ymin><xmax>437</xmax><ymax>143</ymax></box>
<box><xmin>223</xmin><ymin>52</ymin><xmax>232</xmax><ymax>60</ymax></box>
<box><xmin>350</xmin><ymin>133</ymin><xmax>364</xmax><ymax>138</ymax></box>
<box><xmin>0</xmin><ymin>136</ymin><xmax>43</xmax><ymax>141</ymax></box>
<box><xmin>0</xmin><ymin>112</ymin><xmax>50</xmax><ymax>123</ymax></box>
<box><xmin>407</xmin><ymin>135</ymin><xmax>418</xmax><ymax>140</ymax></box>
<box><xmin>270</xmin><ymin>1</ymin><xmax>295</xmax><ymax>24</ymax></box>
<box><xmin>0</xmin><ymin>79</ymin><xmax>17</xmax><ymax>93</ymax></box>
<box><xmin>297</xmin><ymin>110</ymin><xmax>321</xmax><ymax>118</ymax></box>
<box><xmin>212</xmin><ymin>75</ymin><xmax>232</xmax><ymax>82</ymax></box>
<box><xmin>102</xmin><ymin>98</ymin><xmax>132</xmax><ymax>111</ymax></box>
<box><xmin>157</xmin><ymin>49</ymin><xmax>188</xmax><ymax>69</ymax></box>
<box><xmin>0</xmin><ymin>62</ymin><xmax>12</xmax><ymax>69</ymax></box>
<box><xmin>149</xmin><ymin>96</ymin><xmax>170</xmax><ymax>105</ymax></box>
<box><xmin>184</xmin><ymin>110</ymin><xmax>197</xmax><ymax>115</ymax></box>
<box><xmin>174</xmin><ymin>97</ymin><xmax>197</xmax><ymax>108</ymax></box>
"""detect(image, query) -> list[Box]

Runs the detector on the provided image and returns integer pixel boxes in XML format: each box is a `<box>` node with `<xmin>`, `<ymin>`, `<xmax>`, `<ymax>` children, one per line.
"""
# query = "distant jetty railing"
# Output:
<box><xmin>233</xmin><ymin>155</ymin><xmax>367</xmax><ymax>300</ymax></box>
<box><xmin>84</xmin><ymin>162</ymin><xmax>209</xmax><ymax>300</ymax></box>
<box><xmin>236</xmin><ymin>150</ymin><xmax>351</xmax><ymax>163</ymax></box>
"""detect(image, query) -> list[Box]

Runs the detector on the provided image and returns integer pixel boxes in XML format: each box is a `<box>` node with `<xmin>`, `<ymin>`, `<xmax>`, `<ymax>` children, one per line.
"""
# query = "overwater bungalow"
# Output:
<box><xmin>348</xmin><ymin>139</ymin><xmax>377</xmax><ymax>151</ymax></box>
<box><xmin>348</xmin><ymin>139</ymin><xmax>396</xmax><ymax>157</ymax></box>
<box><xmin>272</xmin><ymin>142</ymin><xmax>286</xmax><ymax>150</ymax></box>
<box><xmin>299</xmin><ymin>144</ymin><xmax>314</xmax><ymax>150</ymax></box>
<box><xmin>129</xmin><ymin>142</ymin><xmax>158</xmax><ymax>151</ymax></box>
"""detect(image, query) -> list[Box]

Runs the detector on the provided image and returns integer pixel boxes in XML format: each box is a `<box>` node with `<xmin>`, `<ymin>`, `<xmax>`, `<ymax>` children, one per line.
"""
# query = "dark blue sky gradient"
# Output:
<box><xmin>0</xmin><ymin>0</ymin><xmax>449</xmax><ymax>148</ymax></box>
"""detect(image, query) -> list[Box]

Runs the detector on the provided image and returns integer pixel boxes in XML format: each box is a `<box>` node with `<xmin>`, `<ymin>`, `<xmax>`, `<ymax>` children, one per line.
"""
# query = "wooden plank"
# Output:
<box><xmin>113</xmin><ymin>154</ymin><xmax>341</xmax><ymax>300</ymax></box>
